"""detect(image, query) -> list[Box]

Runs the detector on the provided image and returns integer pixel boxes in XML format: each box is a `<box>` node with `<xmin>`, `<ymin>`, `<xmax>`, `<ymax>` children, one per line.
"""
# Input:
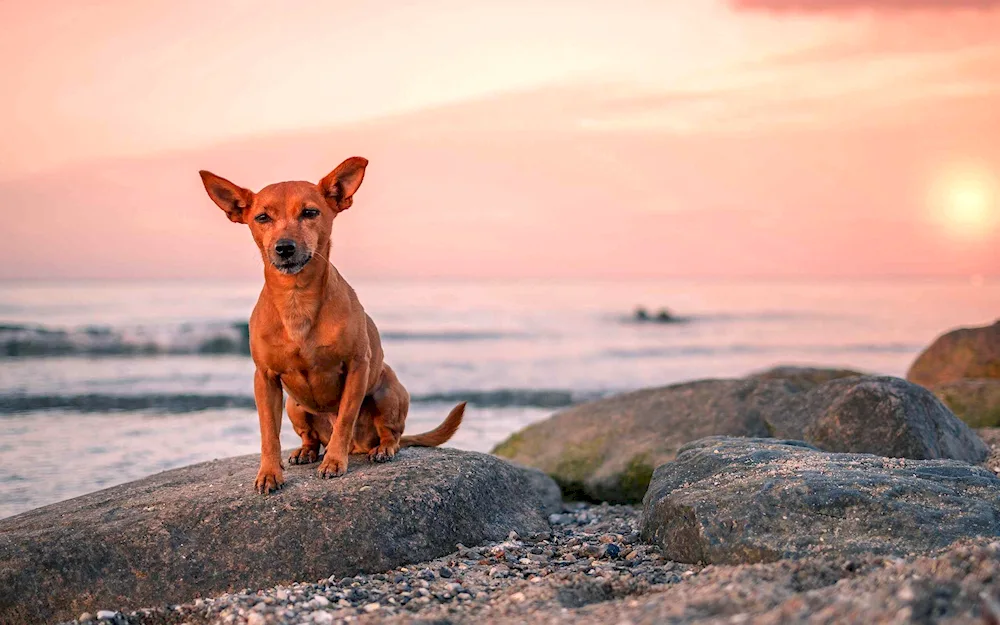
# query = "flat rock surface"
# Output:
<box><xmin>61</xmin><ymin>505</ymin><xmax>1000</xmax><ymax>625</ymax></box>
<box><xmin>907</xmin><ymin>319</ymin><xmax>1000</xmax><ymax>387</ymax></box>
<box><xmin>641</xmin><ymin>437</ymin><xmax>1000</xmax><ymax>565</ymax></box>
<box><xmin>0</xmin><ymin>447</ymin><xmax>560</xmax><ymax>624</ymax></box>
<box><xmin>493</xmin><ymin>371</ymin><xmax>986</xmax><ymax>503</ymax></box>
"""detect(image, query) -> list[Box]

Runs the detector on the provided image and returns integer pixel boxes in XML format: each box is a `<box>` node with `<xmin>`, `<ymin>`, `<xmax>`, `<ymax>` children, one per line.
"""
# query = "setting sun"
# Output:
<box><xmin>932</xmin><ymin>166</ymin><xmax>1000</xmax><ymax>239</ymax></box>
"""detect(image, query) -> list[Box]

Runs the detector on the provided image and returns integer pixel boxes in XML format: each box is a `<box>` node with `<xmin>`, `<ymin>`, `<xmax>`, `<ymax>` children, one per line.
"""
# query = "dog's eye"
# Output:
<box><xmin>254</xmin><ymin>213</ymin><xmax>272</xmax><ymax>224</ymax></box>
<box><xmin>301</xmin><ymin>208</ymin><xmax>321</xmax><ymax>220</ymax></box>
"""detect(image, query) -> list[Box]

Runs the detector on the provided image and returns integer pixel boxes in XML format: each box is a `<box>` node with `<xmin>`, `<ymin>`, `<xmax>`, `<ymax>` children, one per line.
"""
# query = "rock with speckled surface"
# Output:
<box><xmin>0</xmin><ymin>447</ymin><xmax>560</xmax><ymax>624</ymax></box>
<box><xmin>641</xmin><ymin>437</ymin><xmax>1000</xmax><ymax>565</ymax></box>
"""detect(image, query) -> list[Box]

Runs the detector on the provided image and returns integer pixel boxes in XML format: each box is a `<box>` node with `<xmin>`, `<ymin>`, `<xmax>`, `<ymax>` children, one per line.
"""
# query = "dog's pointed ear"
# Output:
<box><xmin>319</xmin><ymin>157</ymin><xmax>368</xmax><ymax>212</ymax></box>
<box><xmin>199</xmin><ymin>170</ymin><xmax>254</xmax><ymax>224</ymax></box>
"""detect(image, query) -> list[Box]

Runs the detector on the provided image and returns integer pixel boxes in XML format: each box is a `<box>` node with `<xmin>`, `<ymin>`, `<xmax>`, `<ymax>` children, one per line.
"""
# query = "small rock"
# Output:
<box><xmin>582</xmin><ymin>544</ymin><xmax>603</xmax><ymax>558</ymax></box>
<box><xmin>96</xmin><ymin>611</ymin><xmax>118</xmax><ymax>621</ymax></box>
<box><xmin>247</xmin><ymin>613</ymin><xmax>266</xmax><ymax>625</ymax></box>
<box><xmin>312</xmin><ymin>612</ymin><xmax>334</xmax><ymax>625</ymax></box>
<box><xmin>310</xmin><ymin>596</ymin><xmax>330</xmax><ymax>608</ymax></box>
<box><xmin>439</xmin><ymin>566</ymin><xmax>453</xmax><ymax>578</ymax></box>
<box><xmin>508</xmin><ymin>530</ymin><xmax>520</xmax><ymax>541</ymax></box>
<box><xmin>510</xmin><ymin>592</ymin><xmax>526</xmax><ymax>603</ymax></box>
<box><xmin>604</xmin><ymin>544</ymin><xmax>622</xmax><ymax>559</ymax></box>
<box><xmin>898</xmin><ymin>585</ymin><xmax>916</xmax><ymax>602</ymax></box>
<box><xmin>79</xmin><ymin>613</ymin><xmax>94</xmax><ymax>623</ymax></box>
<box><xmin>417</xmin><ymin>568</ymin><xmax>436</xmax><ymax>580</ymax></box>
<box><xmin>363</xmin><ymin>603</ymin><xmax>380</xmax><ymax>613</ymax></box>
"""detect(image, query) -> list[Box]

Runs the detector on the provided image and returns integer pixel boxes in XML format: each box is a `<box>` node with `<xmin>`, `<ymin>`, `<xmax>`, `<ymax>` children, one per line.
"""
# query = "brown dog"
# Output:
<box><xmin>199</xmin><ymin>157</ymin><xmax>465</xmax><ymax>493</ymax></box>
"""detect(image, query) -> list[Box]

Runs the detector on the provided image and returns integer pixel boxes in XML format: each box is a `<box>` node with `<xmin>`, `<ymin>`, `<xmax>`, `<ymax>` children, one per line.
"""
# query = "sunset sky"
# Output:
<box><xmin>2</xmin><ymin>0</ymin><xmax>999</xmax><ymax>279</ymax></box>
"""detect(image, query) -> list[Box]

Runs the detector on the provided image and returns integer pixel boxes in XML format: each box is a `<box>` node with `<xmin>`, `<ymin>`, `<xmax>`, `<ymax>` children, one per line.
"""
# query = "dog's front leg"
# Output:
<box><xmin>318</xmin><ymin>356</ymin><xmax>370</xmax><ymax>478</ymax></box>
<box><xmin>253</xmin><ymin>368</ymin><xmax>285</xmax><ymax>493</ymax></box>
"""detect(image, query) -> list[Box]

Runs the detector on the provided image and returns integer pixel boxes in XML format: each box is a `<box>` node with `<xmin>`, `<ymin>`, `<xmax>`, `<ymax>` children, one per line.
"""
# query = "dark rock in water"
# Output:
<box><xmin>493</xmin><ymin>372</ymin><xmax>986</xmax><ymax>504</ymax></box>
<box><xmin>932</xmin><ymin>378</ymin><xmax>1000</xmax><ymax>428</ymax></box>
<box><xmin>641</xmin><ymin>437</ymin><xmax>1000</xmax><ymax>565</ymax></box>
<box><xmin>631</xmin><ymin>307</ymin><xmax>683</xmax><ymax>324</ymax></box>
<box><xmin>0</xmin><ymin>447</ymin><xmax>560</xmax><ymax>624</ymax></box>
<box><xmin>655</xmin><ymin>309</ymin><xmax>674</xmax><ymax>323</ymax></box>
<box><xmin>907</xmin><ymin>319</ymin><xmax>1000</xmax><ymax>386</ymax></box>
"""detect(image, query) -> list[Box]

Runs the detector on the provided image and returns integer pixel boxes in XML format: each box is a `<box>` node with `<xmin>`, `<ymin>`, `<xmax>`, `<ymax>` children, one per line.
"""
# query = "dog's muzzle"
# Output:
<box><xmin>271</xmin><ymin>239</ymin><xmax>312</xmax><ymax>274</ymax></box>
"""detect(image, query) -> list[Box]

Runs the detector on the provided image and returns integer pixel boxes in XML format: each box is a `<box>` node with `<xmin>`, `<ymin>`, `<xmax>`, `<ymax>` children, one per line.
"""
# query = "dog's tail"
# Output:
<box><xmin>399</xmin><ymin>402</ymin><xmax>466</xmax><ymax>448</ymax></box>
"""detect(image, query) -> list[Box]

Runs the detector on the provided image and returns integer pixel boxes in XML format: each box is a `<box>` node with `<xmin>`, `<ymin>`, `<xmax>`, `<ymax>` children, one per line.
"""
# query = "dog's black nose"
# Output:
<box><xmin>275</xmin><ymin>239</ymin><xmax>297</xmax><ymax>259</ymax></box>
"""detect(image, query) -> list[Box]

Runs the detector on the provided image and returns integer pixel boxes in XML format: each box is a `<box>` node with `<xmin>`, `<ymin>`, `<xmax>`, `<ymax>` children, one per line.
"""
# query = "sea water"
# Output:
<box><xmin>1</xmin><ymin>278</ymin><xmax>997</xmax><ymax>517</ymax></box>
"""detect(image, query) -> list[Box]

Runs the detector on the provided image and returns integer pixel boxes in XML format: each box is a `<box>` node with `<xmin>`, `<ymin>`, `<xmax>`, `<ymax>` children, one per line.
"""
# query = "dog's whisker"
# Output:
<box><xmin>311</xmin><ymin>250</ymin><xmax>335</xmax><ymax>268</ymax></box>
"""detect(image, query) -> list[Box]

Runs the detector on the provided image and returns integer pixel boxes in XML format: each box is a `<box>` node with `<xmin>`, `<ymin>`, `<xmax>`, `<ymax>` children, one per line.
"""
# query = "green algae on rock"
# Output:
<box><xmin>933</xmin><ymin>378</ymin><xmax>1000</xmax><ymax>428</ymax></box>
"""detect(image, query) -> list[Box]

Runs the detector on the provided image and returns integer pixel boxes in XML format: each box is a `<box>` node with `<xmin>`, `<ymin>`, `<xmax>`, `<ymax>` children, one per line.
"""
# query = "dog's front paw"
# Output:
<box><xmin>254</xmin><ymin>464</ymin><xmax>285</xmax><ymax>494</ymax></box>
<box><xmin>317</xmin><ymin>454</ymin><xmax>348</xmax><ymax>478</ymax></box>
<box><xmin>368</xmin><ymin>443</ymin><xmax>398</xmax><ymax>464</ymax></box>
<box><xmin>289</xmin><ymin>445</ymin><xmax>320</xmax><ymax>465</ymax></box>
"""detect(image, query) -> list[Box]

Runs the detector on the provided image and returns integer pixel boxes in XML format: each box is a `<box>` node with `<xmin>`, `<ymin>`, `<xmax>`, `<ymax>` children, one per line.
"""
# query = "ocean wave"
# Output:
<box><xmin>0</xmin><ymin>388</ymin><xmax>590</xmax><ymax>415</ymax></box>
<box><xmin>0</xmin><ymin>322</ymin><xmax>520</xmax><ymax>358</ymax></box>
<box><xmin>606</xmin><ymin>342</ymin><xmax>920</xmax><ymax>359</ymax></box>
<box><xmin>0</xmin><ymin>322</ymin><xmax>252</xmax><ymax>357</ymax></box>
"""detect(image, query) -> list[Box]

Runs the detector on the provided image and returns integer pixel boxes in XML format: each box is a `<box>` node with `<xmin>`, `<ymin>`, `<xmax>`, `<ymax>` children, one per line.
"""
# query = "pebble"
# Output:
<box><xmin>96</xmin><ymin>611</ymin><xmax>117</xmax><ymax>621</ymax></box>
<box><xmin>247</xmin><ymin>612</ymin><xmax>266</xmax><ymax>625</ymax></box>
<box><xmin>78</xmin><ymin>613</ymin><xmax>94</xmax><ymax>623</ymax></box>
<box><xmin>310</xmin><ymin>595</ymin><xmax>330</xmax><ymax>608</ymax></box>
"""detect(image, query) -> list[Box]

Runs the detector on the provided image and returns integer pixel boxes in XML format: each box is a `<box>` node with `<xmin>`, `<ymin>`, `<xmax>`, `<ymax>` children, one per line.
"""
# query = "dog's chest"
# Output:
<box><xmin>280</xmin><ymin>352</ymin><xmax>348</xmax><ymax>413</ymax></box>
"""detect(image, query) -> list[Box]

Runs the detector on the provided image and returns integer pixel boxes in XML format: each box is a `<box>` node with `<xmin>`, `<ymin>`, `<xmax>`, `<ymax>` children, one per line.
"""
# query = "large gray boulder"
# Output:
<box><xmin>0</xmin><ymin>447</ymin><xmax>560</xmax><ymax>624</ymax></box>
<box><xmin>641</xmin><ymin>437</ymin><xmax>1000</xmax><ymax>565</ymax></box>
<box><xmin>493</xmin><ymin>372</ymin><xmax>986</xmax><ymax>503</ymax></box>
<box><xmin>768</xmin><ymin>376</ymin><xmax>987</xmax><ymax>462</ymax></box>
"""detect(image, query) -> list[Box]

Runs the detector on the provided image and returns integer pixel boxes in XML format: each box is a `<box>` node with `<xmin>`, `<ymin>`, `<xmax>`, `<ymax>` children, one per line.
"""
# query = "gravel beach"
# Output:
<box><xmin>70</xmin><ymin>500</ymin><xmax>1000</xmax><ymax>625</ymax></box>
